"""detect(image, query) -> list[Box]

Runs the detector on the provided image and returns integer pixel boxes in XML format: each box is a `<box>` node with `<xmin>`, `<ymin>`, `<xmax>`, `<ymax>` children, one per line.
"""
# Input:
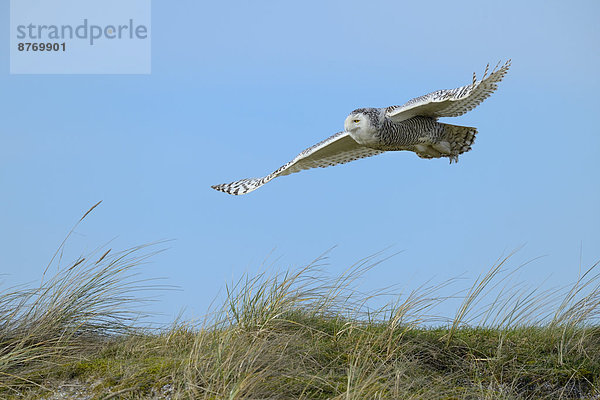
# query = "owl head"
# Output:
<box><xmin>344</xmin><ymin>108</ymin><xmax>381</xmax><ymax>145</ymax></box>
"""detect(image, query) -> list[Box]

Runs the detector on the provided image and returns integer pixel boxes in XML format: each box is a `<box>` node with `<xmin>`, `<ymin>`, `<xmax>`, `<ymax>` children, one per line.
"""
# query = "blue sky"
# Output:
<box><xmin>1</xmin><ymin>0</ymin><xmax>599</xmax><ymax>324</ymax></box>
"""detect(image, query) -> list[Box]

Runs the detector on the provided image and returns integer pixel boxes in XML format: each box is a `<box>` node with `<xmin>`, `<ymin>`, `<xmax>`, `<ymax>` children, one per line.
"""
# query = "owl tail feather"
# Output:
<box><xmin>439</xmin><ymin>123</ymin><xmax>477</xmax><ymax>164</ymax></box>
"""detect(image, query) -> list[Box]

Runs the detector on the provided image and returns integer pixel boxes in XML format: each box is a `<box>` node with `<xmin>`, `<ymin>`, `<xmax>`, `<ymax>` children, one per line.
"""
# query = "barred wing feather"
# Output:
<box><xmin>386</xmin><ymin>60</ymin><xmax>511</xmax><ymax>122</ymax></box>
<box><xmin>211</xmin><ymin>131</ymin><xmax>384</xmax><ymax>195</ymax></box>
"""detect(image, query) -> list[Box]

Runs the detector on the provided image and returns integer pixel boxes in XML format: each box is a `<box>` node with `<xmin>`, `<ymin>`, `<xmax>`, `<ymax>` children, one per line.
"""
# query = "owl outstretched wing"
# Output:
<box><xmin>211</xmin><ymin>131</ymin><xmax>384</xmax><ymax>195</ymax></box>
<box><xmin>386</xmin><ymin>60</ymin><xmax>511</xmax><ymax>123</ymax></box>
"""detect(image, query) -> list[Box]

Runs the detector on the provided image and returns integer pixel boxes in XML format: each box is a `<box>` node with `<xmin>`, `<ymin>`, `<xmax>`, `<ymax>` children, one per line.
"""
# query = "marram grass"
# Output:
<box><xmin>1</xmin><ymin>207</ymin><xmax>599</xmax><ymax>399</ymax></box>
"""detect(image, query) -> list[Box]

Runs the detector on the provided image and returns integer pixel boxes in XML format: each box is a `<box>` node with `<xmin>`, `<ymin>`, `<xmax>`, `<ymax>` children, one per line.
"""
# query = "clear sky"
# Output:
<box><xmin>1</xmin><ymin>0</ymin><xmax>599</xmax><ymax>324</ymax></box>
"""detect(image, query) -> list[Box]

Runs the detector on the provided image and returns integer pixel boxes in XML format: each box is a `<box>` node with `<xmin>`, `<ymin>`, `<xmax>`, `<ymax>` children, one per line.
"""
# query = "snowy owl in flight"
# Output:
<box><xmin>212</xmin><ymin>60</ymin><xmax>510</xmax><ymax>195</ymax></box>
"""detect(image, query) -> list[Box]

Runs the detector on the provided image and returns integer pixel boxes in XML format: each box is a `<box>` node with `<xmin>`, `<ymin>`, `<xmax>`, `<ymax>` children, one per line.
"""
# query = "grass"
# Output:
<box><xmin>1</xmin><ymin>205</ymin><xmax>599</xmax><ymax>399</ymax></box>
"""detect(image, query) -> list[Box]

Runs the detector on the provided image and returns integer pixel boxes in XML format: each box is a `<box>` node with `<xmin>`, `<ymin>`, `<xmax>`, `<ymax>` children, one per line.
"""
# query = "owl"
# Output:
<box><xmin>212</xmin><ymin>60</ymin><xmax>510</xmax><ymax>195</ymax></box>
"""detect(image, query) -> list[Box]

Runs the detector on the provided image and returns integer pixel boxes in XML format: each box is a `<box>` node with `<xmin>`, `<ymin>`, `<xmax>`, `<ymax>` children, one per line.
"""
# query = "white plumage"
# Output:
<box><xmin>212</xmin><ymin>61</ymin><xmax>510</xmax><ymax>195</ymax></box>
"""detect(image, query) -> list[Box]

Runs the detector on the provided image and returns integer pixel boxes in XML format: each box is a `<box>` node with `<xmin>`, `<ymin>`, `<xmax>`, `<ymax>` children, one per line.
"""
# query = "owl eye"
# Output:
<box><xmin>353</xmin><ymin>119</ymin><xmax>360</xmax><ymax>123</ymax></box>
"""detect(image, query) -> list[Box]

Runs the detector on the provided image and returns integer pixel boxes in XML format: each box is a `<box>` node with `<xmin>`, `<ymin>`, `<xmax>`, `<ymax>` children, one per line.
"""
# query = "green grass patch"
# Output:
<box><xmin>1</xmin><ymin>205</ymin><xmax>599</xmax><ymax>398</ymax></box>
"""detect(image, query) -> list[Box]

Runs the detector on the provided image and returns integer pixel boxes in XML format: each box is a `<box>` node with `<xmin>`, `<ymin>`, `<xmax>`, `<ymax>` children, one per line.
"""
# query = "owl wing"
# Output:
<box><xmin>211</xmin><ymin>131</ymin><xmax>384</xmax><ymax>195</ymax></box>
<box><xmin>386</xmin><ymin>60</ymin><xmax>511</xmax><ymax>123</ymax></box>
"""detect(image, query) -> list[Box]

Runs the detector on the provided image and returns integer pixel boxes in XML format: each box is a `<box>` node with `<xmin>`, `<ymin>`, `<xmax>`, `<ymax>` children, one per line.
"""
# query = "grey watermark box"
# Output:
<box><xmin>10</xmin><ymin>0</ymin><xmax>151</xmax><ymax>74</ymax></box>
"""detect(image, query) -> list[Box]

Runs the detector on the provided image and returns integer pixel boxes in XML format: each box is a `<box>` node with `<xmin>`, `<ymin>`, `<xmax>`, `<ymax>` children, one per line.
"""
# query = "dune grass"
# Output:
<box><xmin>1</xmin><ymin>206</ymin><xmax>599</xmax><ymax>399</ymax></box>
